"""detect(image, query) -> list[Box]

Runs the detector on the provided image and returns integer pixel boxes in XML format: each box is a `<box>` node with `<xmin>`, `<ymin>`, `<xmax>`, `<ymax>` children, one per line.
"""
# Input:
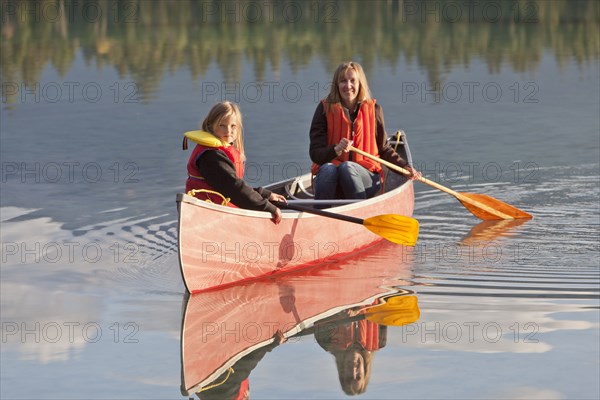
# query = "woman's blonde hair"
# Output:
<box><xmin>201</xmin><ymin>101</ymin><xmax>246</xmax><ymax>161</ymax></box>
<box><xmin>333</xmin><ymin>347</ymin><xmax>374</xmax><ymax>395</ymax></box>
<box><xmin>325</xmin><ymin>61</ymin><xmax>373</xmax><ymax>111</ymax></box>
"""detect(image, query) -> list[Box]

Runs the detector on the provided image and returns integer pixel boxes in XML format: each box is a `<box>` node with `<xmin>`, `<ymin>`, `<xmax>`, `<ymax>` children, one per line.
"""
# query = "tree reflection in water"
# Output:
<box><xmin>1</xmin><ymin>0</ymin><xmax>598</xmax><ymax>104</ymax></box>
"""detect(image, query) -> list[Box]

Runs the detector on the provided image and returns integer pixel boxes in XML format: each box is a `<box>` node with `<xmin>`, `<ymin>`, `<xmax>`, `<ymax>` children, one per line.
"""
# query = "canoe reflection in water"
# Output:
<box><xmin>179</xmin><ymin>242</ymin><xmax>420</xmax><ymax>398</ymax></box>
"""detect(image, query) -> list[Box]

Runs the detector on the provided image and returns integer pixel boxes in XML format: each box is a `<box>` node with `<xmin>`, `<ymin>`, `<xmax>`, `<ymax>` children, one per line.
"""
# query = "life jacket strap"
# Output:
<box><xmin>187</xmin><ymin>189</ymin><xmax>231</xmax><ymax>206</ymax></box>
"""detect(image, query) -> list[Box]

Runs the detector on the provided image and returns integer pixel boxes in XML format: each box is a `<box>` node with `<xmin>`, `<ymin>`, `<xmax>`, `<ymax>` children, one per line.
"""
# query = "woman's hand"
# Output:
<box><xmin>334</xmin><ymin>138</ymin><xmax>353</xmax><ymax>155</ymax></box>
<box><xmin>405</xmin><ymin>166</ymin><xmax>422</xmax><ymax>181</ymax></box>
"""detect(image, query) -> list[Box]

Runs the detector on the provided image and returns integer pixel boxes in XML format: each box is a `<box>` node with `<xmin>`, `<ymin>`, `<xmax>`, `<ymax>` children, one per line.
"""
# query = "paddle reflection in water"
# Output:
<box><xmin>460</xmin><ymin>219</ymin><xmax>530</xmax><ymax>246</ymax></box>
<box><xmin>179</xmin><ymin>241</ymin><xmax>420</xmax><ymax>398</ymax></box>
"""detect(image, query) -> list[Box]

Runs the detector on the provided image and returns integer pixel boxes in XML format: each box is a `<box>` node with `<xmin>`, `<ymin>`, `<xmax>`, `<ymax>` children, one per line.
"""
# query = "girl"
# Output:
<box><xmin>184</xmin><ymin>101</ymin><xmax>285</xmax><ymax>224</ymax></box>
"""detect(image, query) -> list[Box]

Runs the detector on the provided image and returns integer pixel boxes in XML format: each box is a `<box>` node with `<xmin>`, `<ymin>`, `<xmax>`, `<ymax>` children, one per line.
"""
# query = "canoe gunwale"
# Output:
<box><xmin>176</xmin><ymin>172</ymin><xmax>409</xmax><ymax>220</ymax></box>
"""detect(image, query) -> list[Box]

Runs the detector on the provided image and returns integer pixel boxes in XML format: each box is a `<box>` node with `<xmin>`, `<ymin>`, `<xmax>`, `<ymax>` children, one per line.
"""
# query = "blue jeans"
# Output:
<box><xmin>314</xmin><ymin>162</ymin><xmax>381</xmax><ymax>200</ymax></box>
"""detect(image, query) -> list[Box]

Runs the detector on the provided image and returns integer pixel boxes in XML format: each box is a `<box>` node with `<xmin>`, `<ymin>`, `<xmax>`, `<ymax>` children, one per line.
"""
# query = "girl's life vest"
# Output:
<box><xmin>311</xmin><ymin>99</ymin><xmax>382</xmax><ymax>175</ymax></box>
<box><xmin>183</xmin><ymin>130</ymin><xmax>244</xmax><ymax>206</ymax></box>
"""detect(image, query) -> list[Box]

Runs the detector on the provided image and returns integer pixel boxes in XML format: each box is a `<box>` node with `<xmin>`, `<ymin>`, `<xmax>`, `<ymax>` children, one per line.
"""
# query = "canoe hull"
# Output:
<box><xmin>177</xmin><ymin>180</ymin><xmax>414</xmax><ymax>293</ymax></box>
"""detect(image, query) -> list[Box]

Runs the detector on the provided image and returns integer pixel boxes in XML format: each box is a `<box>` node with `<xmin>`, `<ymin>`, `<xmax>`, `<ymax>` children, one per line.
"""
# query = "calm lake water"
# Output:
<box><xmin>1</xmin><ymin>1</ymin><xmax>599</xmax><ymax>399</ymax></box>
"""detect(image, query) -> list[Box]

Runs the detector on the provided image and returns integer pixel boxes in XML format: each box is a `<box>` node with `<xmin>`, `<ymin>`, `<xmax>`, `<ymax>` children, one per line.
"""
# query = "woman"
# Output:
<box><xmin>309</xmin><ymin>61</ymin><xmax>421</xmax><ymax>200</ymax></box>
<box><xmin>184</xmin><ymin>101</ymin><xmax>285</xmax><ymax>224</ymax></box>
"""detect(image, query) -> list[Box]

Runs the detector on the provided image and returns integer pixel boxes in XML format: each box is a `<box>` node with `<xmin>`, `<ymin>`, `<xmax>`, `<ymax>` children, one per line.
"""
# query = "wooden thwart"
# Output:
<box><xmin>350</xmin><ymin>146</ymin><xmax>532</xmax><ymax>220</ymax></box>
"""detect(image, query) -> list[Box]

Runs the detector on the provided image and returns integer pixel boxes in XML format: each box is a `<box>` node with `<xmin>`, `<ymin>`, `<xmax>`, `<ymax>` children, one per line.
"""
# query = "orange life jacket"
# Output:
<box><xmin>311</xmin><ymin>99</ymin><xmax>382</xmax><ymax>175</ymax></box>
<box><xmin>186</xmin><ymin>143</ymin><xmax>244</xmax><ymax>206</ymax></box>
<box><xmin>327</xmin><ymin>319</ymin><xmax>382</xmax><ymax>351</ymax></box>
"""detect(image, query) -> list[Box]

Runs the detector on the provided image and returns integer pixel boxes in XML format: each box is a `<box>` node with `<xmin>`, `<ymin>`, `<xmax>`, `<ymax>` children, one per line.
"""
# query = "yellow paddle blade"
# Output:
<box><xmin>458</xmin><ymin>193</ymin><xmax>532</xmax><ymax>220</ymax></box>
<box><xmin>363</xmin><ymin>214</ymin><xmax>419</xmax><ymax>246</ymax></box>
<box><xmin>365</xmin><ymin>295</ymin><xmax>420</xmax><ymax>326</ymax></box>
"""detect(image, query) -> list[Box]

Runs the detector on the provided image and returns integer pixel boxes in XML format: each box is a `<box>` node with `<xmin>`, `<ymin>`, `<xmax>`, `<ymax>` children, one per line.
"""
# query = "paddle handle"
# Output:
<box><xmin>274</xmin><ymin>201</ymin><xmax>365</xmax><ymax>225</ymax></box>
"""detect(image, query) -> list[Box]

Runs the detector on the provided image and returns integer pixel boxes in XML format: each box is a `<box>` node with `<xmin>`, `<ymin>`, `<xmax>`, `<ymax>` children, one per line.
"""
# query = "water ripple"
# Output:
<box><xmin>407</xmin><ymin>163</ymin><xmax>599</xmax><ymax>301</ymax></box>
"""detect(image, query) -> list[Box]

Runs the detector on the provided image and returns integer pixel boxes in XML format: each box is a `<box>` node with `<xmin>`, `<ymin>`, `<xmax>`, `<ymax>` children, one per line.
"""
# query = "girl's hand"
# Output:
<box><xmin>273</xmin><ymin>329</ymin><xmax>287</xmax><ymax>345</ymax></box>
<box><xmin>344</xmin><ymin>308</ymin><xmax>362</xmax><ymax>318</ymax></box>
<box><xmin>271</xmin><ymin>208</ymin><xmax>282</xmax><ymax>225</ymax></box>
<box><xmin>269</xmin><ymin>193</ymin><xmax>287</xmax><ymax>203</ymax></box>
<box><xmin>268</xmin><ymin>194</ymin><xmax>285</xmax><ymax>224</ymax></box>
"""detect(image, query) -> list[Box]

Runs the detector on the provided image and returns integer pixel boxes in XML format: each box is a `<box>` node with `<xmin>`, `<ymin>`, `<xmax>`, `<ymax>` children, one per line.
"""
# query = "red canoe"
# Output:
<box><xmin>179</xmin><ymin>240</ymin><xmax>418</xmax><ymax>397</ymax></box>
<box><xmin>177</xmin><ymin>132</ymin><xmax>415</xmax><ymax>293</ymax></box>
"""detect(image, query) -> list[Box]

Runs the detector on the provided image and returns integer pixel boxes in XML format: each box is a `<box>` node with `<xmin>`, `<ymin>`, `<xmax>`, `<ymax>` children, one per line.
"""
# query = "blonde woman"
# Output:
<box><xmin>309</xmin><ymin>61</ymin><xmax>421</xmax><ymax>200</ymax></box>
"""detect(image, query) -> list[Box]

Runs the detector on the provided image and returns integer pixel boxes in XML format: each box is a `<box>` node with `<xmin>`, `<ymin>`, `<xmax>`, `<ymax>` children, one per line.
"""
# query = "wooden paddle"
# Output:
<box><xmin>349</xmin><ymin>146</ymin><xmax>532</xmax><ymax>220</ymax></box>
<box><xmin>274</xmin><ymin>202</ymin><xmax>419</xmax><ymax>246</ymax></box>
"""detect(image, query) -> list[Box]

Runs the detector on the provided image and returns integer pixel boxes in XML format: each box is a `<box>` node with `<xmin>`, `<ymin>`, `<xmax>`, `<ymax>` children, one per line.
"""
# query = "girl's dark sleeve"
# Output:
<box><xmin>309</xmin><ymin>102</ymin><xmax>338</xmax><ymax>165</ymax></box>
<box><xmin>375</xmin><ymin>104</ymin><xmax>410</xmax><ymax>168</ymax></box>
<box><xmin>197</xmin><ymin>150</ymin><xmax>277</xmax><ymax>213</ymax></box>
<box><xmin>200</xmin><ymin>341</ymin><xmax>280</xmax><ymax>398</ymax></box>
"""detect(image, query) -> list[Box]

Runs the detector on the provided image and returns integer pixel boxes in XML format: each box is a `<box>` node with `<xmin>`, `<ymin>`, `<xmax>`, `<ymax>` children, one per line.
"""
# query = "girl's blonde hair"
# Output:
<box><xmin>325</xmin><ymin>61</ymin><xmax>373</xmax><ymax>112</ymax></box>
<box><xmin>201</xmin><ymin>101</ymin><xmax>246</xmax><ymax>161</ymax></box>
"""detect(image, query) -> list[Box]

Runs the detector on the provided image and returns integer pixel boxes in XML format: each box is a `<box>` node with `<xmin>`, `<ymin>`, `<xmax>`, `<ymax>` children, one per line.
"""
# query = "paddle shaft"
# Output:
<box><xmin>274</xmin><ymin>199</ymin><xmax>419</xmax><ymax>246</ymax></box>
<box><xmin>349</xmin><ymin>146</ymin><xmax>513</xmax><ymax>219</ymax></box>
<box><xmin>274</xmin><ymin>202</ymin><xmax>365</xmax><ymax>225</ymax></box>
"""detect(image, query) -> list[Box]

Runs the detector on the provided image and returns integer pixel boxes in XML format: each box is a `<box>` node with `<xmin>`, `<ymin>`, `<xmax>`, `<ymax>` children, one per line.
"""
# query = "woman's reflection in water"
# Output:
<box><xmin>315</xmin><ymin>308</ymin><xmax>386</xmax><ymax>395</ymax></box>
